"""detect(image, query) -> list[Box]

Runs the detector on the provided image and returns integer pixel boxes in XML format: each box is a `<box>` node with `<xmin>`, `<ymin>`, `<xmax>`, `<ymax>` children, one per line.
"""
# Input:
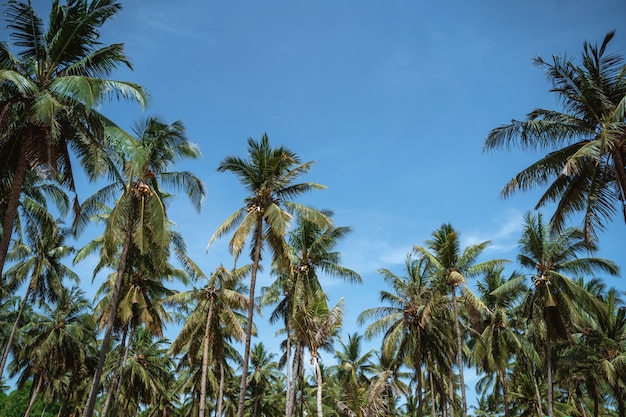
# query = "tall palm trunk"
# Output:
<box><xmin>0</xmin><ymin>285</ymin><xmax>32</xmax><ymax>381</ymax></box>
<box><xmin>311</xmin><ymin>351</ymin><xmax>324</xmax><ymax>417</ymax></box>
<box><xmin>24</xmin><ymin>373</ymin><xmax>43</xmax><ymax>417</ymax></box>
<box><xmin>82</xmin><ymin>220</ymin><xmax>134</xmax><ymax>417</ymax></box>
<box><xmin>451</xmin><ymin>287</ymin><xmax>467</xmax><ymax>417</ymax></box>
<box><xmin>531</xmin><ymin>362</ymin><xmax>544</xmax><ymax>417</ymax></box>
<box><xmin>0</xmin><ymin>132</ymin><xmax>33</xmax><ymax>276</ymax></box>
<box><xmin>217</xmin><ymin>357</ymin><xmax>226</xmax><ymax>417</ymax></box>
<box><xmin>290</xmin><ymin>343</ymin><xmax>303</xmax><ymax>417</ymax></box>
<box><xmin>200</xmin><ymin>292</ymin><xmax>216</xmax><ymax>417</ymax></box>
<box><xmin>236</xmin><ymin>216</ymin><xmax>264</xmax><ymax>417</ymax></box>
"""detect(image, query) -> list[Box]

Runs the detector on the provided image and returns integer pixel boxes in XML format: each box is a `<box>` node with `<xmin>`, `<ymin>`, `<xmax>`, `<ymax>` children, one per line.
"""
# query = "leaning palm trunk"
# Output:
<box><xmin>0</xmin><ymin>132</ymin><xmax>34</xmax><ymax>276</ymax></box>
<box><xmin>200</xmin><ymin>293</ymin><xmax>216</xmax><ymax>417</ymax></box>
<box><xmin>83</xmin><ymin>221</ymin><xmax>134</xmax><ymax>417</ymax></box>
<box><xmin>24</xmin><ymin>373</ymin><xmax>44</xmax><ymax>417</ymax></box>
<box><xmin>0</xmin><ymin>285</ymin><xmax>32</xmax><ymax>381</ymax></box>
<box><xmin>217</xmin><ymin>357</ymin><xmax>226</xmax><ymax>417</ymax></box>
<box><xmin>236</xmin><ymin>217</ymin><xmax>264</xmax><ymax>417</ymax></box>
<box><xmin>451</xmin><ymin>288</ymin><xmax>467</xmax><ymax>417</ymax></box>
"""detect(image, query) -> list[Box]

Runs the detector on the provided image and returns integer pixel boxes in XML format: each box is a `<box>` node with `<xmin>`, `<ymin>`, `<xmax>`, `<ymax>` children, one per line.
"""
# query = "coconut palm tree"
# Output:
<box><xmin>483</xmin><ymin>31</ymin><xmax>626</xmax><ymax>244</ymax></box>
<box><xmin>472</xmin><ymin>266</ymin><xmax>526</xmax><ymax>417</ymax></box>
<box><xmin>0</xmin><ymin>219</ymin><xmax>78</xmax><ymax>383</ymax></box>
<box><xmin>292</xmin><ymin>296</ymin><xmax>344</xmax><ymax>417</ymax></box>
<box><xmin>414</xmin><ymin>224</ymin><xmax>508</xmax><ymax>417</ymax></box>
<box><xmin>76</xmin><ymin>116</ymin><xmax>205</xmax><ymax>417</ymax></box>
<box><xmin>171</xmin><ymin>264</ymin><xmax>250</xmax><ymax>417</ymax></box>
<box><xmin>0</xmin><ymin>0</ymin><xmax>148</xmax><ymax>275</ymax></box>
<box><xmin>207</xmin><ymin>133</ymin><xmax>330</xmax><ymax>417</ymax></box>
<box><xmin>246</xmin><ymin>342</ymin><xmax>284</xmax><ymax>417</ymax></box>
<box><xmin>262</xmin><ymin>213</ymin><xmax>361</xmax><ymax>417</ymax></box>
<box><xmin>111</xmin><ymin>326</ymin><xmax>175</xmax><ymax>417</ymax></box>
<box><xmin>514</xmin><ymin>211</ymin><xmax>619</xmax><ymax>417</ymax></box>
<box><xmin>10</xmin><ymin>285</ymin><xmax>96</xmax><ymax>417</ymax></box>
<box><xmin>358</xmin><ymin>254</ymin><xmax>449</xmax><ymax>417</ymax></box>
<box><xmin>331</xmin><ymin>333</ymin><xmax>376</xmax><ymax>417</ymax></box>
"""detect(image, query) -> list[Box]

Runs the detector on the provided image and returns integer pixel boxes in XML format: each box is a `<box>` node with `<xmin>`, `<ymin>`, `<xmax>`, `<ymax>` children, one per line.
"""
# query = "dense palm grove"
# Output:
<box><xmin>0</xmin><ymin>1</ymin><xmax>625</xmax><ymax>417</ymax></box>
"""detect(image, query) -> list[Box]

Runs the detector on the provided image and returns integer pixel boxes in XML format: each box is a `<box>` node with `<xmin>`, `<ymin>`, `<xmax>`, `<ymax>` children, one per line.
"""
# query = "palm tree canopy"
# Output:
<box><xmin>483</xmin><ymin>31</ymin><xmax>626</xmax><ymax>243</ymax></box>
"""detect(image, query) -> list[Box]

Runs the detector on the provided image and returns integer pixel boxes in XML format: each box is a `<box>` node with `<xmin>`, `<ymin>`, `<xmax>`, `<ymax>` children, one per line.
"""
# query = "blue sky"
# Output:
<box><xmin>21</xmin><ymin>0</ymin><xmax>626</xmax><ymax>402</ymax></box>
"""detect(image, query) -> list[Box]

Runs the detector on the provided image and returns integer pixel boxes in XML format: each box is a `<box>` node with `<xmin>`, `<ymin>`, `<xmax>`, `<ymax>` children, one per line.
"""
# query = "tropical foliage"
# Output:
<box><xmin>0</xmin><ymin>2</ymin><xmax>625</xmax><ymax>417</ymax></box>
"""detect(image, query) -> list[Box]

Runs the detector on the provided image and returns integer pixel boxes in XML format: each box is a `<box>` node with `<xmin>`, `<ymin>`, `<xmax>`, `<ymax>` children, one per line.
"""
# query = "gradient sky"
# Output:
<box><xmin>21</xmin><ymin>0</ymin><xmax>626</xmax><ymax>406</ymax></box>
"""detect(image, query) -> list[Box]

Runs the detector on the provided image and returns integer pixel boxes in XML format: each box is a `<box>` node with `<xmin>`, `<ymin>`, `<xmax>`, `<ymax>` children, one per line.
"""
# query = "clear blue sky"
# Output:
<box><xmin>25</xmin><ymin>0</ymin><xmax>626</xmax><ymax>402</ymax></box>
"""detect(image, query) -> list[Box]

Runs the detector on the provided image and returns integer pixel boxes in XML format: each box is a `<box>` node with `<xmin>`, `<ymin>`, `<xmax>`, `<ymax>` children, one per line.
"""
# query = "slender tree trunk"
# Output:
<box><xmin>217</xmin><ymin>357</ymin><xmax>225</xmax><ymax>417</ymax></box>
<box><xmin>290</xmin><ymin>343</ymin><xmax>302</xmax><ymax>417</ymax></box>
<box><xmin>23</xmin><ymin>374</ymin><xmax>43</xmax><ymax>417</ymax></box>
<box><xmin>0</xmin><ymin>133</ymin><xmax>32</xmax><ymax>277</ymax></box>
<box><xmin>451</xmin><ymin>287</ymin><xmax>467</xmax><ymax>417</ymax></box>
<box><xmin>546</xmin><ymin>333</ymin><xmax>554</xmax><ymax>417</ymax></box>
<box><xmin>200</xmin><ymin>293</ymin><xmax>216</xmax><ymax>417</ymax></box>
<box><xmin>236</xmin><ymin>216</ymin><xmax>264</xmax><ymax>417</ymax></box>
<box><xmin>0</xmin><ymin>286</ymin><xmax>31</xmax><ymax>382</ymax></box>
<box><xmin>82</xmin><ymin>221</ymin><xmax>134</xmax><ymax>417</ymax></box>
<box><xmin>312</xmin><ymin>352</ymin><xmax>324</xmax><ymax>417</ymax></box>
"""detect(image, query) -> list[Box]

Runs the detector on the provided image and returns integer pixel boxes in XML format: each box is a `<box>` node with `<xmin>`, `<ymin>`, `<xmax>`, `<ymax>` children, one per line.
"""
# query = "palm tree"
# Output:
<box><xmin>262</xmin><ymin>213</ymin><xmax>361</xmax><ymax>417</ymax></box>
<box><xmin>0</xmin><ymin>219</ymin><xmax>78</xmax><ymax>383</ymax></box>
<box><xmin>171</xmin><ymin>264</ymin><xmax>250</xmax><ymax>417</ymax></box>
<box><xmin>207</xmin><ymin>133</ymin><xmax>330</xmax><ymax>417</ymax></box>
<box><xmin>331</xmin><ymin>333</ymin><xmax>376</xmax><ymax>417</ymax></box>
<box><xmin>76</xmin><ymin>116</ymin><xmax>205</xmax><ymax>417</ymax></box>
<box><xmin>0</xmin><ymin>0</ymin><xmax>148</xmax><ymax>275</ymax></box>
<box><xmin>292</xmin><ymin>296</ymin><xmax>344</xmax><ymax>417</ymax></box>
<box><xmin>472</xmin><ymin>266</ymin><xmax>526</xmax><ymax>417</ymax></box>
<box><xmin>111</xmin><ymin>326</ymin><xmax>175</xmax><ymax>417</ymax></box>
<box><xmin>246</xmin><ymin>342</ymin><xmax>284</xmax><ymax>417</ymax></box>
<box><xmin>414</xmin><ymin>224</ymin><xmax>508</xmax><ymax>417</ymax></box>
<box><xmin>514</xmin><ymin>211</ymin><xmax>619</xmax><ymax>417</ymax></box>
<box><xmin>10</xmin><ymin>286</ymin><xmax>96</xmax><ymax>417</ymax></box>
<box><xmin>483</xmin><ymin>31</ymin><xmax>626</xmax><ymax>243</ymax></box>
<box><xmin>358</xmin><ymin>254</ymin><xmax>448</xmax><ymax>417</ymax></box>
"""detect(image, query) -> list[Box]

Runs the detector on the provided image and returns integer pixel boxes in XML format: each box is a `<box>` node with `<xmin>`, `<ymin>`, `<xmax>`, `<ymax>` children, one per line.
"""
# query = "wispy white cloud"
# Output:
<box><xmin>463</xmin><ymin>208</ymin><xmax>524</xmax><ymax>255</ymax></box>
